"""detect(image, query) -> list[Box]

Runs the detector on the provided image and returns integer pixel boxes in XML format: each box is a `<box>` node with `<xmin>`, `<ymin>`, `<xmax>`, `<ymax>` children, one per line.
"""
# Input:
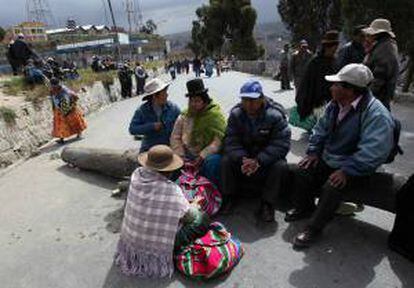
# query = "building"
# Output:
<box><xmin>12</xmin><ymin>22</ymin><xmax>47</xmax><ymax>42</ymax></box>
<box><xmin>46</xmin><ymin>25</ymin><xmax>112</xmax><ymax>42</ymax></box>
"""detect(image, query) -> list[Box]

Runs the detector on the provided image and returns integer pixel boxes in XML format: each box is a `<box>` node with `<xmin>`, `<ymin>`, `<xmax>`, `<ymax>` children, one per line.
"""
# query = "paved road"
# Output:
<box><xmin>1</xmin><ymin>72</ymin><xmax>413</xmax><ymax>288</ymax></box>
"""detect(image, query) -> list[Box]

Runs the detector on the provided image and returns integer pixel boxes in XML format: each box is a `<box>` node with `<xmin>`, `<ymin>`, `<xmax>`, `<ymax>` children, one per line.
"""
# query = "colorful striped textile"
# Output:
<box><xmin>176</xmin><ymin>169</ymin><xmax>222</xmax><ymax>216</ymax></box>
<box><xmin>175</xmin><ymin>222</ymin><xmax>244</xmax><ymax>280</ymax></box>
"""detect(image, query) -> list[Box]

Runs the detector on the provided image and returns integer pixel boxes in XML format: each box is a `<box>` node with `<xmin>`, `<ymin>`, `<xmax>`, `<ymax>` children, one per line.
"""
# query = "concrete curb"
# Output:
<box><xmin>394</xmin><ymin>91</ymin><xmax>414</xmax><ymax>104</ymax></box>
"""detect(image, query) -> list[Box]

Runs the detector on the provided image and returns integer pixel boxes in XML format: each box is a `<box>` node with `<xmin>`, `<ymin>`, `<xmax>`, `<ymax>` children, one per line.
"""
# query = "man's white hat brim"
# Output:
<box><xmin>142</xmin><ymin>82</ymin><xmax>170</xmax><ymax>99</ymax></box>
<box><xmin>239</xmin><ymin>92</ymin><xmax>262</xmax><ymax>99</ymax></box>
<box><xmin>325</xmin><ymin>75</ymin><xmax>366</xmax><ymax>88</ymax></box>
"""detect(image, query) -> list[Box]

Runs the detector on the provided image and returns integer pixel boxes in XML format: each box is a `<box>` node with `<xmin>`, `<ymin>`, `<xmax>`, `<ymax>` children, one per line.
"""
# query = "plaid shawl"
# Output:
<box><xmin>115</xmin><ymin>167</ymin><xmax>190</xmax><ymax>278</ymax></box>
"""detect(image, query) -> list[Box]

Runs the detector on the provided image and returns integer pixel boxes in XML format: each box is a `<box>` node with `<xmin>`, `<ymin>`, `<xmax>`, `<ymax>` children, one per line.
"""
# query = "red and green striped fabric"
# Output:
<box><xmin>175</xmin><ymin>222</ymin><xmax>244</xmax><ymax>280</ymax></box>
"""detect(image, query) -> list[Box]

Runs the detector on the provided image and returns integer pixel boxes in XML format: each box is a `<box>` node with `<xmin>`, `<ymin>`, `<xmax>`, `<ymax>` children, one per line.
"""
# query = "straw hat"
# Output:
<box><xmin>142</xmin><ymin>78</ymin><xmax>170</xmax><ymax>101</ymax></box>
<box><xmin>137</xmin><ymin>145</ymin><xmax>183</xmax><ymax>172</ymax></box>
<box><xmin>363</xmin><ymin>18</ymin><xmax>395</xmax><ymax>38</ymax></box>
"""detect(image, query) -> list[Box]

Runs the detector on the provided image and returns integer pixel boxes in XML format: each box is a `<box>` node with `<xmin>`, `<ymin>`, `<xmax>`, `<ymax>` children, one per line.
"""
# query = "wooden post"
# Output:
<box><xmin>61</xmin><ymin>147</ymin><xmax>140</xmax><ymax>179</ymax></box>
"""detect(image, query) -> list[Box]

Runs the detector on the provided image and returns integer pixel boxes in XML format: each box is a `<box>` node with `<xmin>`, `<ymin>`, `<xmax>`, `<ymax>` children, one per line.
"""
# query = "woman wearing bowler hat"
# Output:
<box><xmin>114</xmin><ymin>145</ymin><xmax>208</xmax><ymax>278</ymax></box>
<box><xmin>170</xmin><ymin>78</ymin><xmax>226</xmax><ymax>186</ymax></box>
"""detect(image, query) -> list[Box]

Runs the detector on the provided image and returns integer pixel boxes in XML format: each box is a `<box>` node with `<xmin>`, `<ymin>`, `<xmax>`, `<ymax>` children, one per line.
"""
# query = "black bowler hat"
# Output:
<box><xmin>321</xmin><ymin>30</ymin><xmax>339</xmax><ymax>44</ymax></box>
<box><xmin>186</xmin><ymin>78</ymin><xmax>208</xmax><ymax>97</ymax></box>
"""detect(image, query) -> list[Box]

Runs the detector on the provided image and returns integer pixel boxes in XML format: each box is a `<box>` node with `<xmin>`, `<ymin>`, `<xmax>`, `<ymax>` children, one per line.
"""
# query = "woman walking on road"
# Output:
<box><xmin>50</xmin><ymin>78</ymin><xmax>87</xmax><ymax>144</ymax></box>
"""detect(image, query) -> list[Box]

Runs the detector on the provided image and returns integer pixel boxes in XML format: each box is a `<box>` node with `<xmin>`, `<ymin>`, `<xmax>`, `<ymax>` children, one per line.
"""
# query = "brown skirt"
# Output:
<box><xmin>52</xmin><ymin>107</ymin><xmax>87</xmax><ymax>139</ymax></box>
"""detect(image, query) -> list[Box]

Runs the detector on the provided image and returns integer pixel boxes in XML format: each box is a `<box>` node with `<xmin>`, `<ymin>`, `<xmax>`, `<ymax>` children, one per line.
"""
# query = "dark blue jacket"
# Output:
<box><xmin>337</xmin><ymin>41</ymin><xmax>365</xmax><ymax>69</ymax></box>
<box><xmin>129</xmin><ymin>100</ymin><xmax>181</xmax><ymax>152</ymax></box>
<box><xmin>224</xmin><ymin>97</ymin><xmax>291</xmax><ymax>166</ymax></box>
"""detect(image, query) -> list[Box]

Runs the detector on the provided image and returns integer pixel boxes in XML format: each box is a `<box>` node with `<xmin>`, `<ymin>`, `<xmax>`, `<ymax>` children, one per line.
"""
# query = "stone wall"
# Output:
<box><xmin>0</xmin><ymin>80</ymin><xmax>121</xmax><ymax>168</ymax></box>
<box><xmin>234</xmin><ymin>60</ymin><xmax>279</xmax><ymax>78</ymax></box>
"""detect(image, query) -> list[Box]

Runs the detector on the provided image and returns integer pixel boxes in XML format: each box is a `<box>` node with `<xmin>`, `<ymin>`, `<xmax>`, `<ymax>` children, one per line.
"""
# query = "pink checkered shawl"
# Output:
<box><xmin>115</xmin><ymin>167</ymin><xmax>190</xmax><ymax>278</ymax></box>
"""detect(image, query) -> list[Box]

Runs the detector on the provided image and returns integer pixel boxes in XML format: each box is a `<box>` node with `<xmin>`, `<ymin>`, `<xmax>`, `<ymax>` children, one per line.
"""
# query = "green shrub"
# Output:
<box><xmin>0</xmin><ymin>106</ymin><xmax>17</xmax><ymax>125</ymax></box>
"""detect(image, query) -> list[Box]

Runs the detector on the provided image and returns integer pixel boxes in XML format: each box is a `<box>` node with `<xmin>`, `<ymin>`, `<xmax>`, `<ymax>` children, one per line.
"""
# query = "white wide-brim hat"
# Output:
<box><xmin>142</xmin><ymin>78</ymin><xmax>171</xmax><ymax>101</ymax></box>
<box><xmin>363</xmin><ymin>18</ymin><xmax>395</xmax><ymax>38</ymax></box>
<box><xmin>325</xmin><ymin>63</ymin><xmax>374</xmax><ymax>88</ymax></box>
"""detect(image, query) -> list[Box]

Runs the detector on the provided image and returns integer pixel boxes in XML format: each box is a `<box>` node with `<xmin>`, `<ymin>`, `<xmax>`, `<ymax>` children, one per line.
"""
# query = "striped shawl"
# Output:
<box><xmin>115</xmin><ymin>167</ymin><xmax>190</xmax><ymax>278</ymax></box>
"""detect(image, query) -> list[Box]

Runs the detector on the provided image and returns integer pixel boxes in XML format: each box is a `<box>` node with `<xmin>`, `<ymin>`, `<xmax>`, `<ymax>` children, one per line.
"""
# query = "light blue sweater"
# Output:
<box><xmin>307</xmin><ymin>92</ymin><xmax>394</xmax><ymax>176</ymax></box>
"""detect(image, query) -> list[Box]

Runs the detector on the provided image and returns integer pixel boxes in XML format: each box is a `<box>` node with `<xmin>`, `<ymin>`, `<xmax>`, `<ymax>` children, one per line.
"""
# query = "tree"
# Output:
<box><xmin>189</xmin><ymin>0</ymin><xmax>264</xmax><ymax>60</ymax></box>
<box><xmin>140</xmin><ymin>19</ymin><xmax>157</xmax><ymax>34</ymax></box>
<box><xmin>0</xmin><ymin>26</ymin><xmax>6</xmax><ymax>42</ymax></box>
<box><xmin>277</xmin><ymin>0</ymin><xmax>342</xmax><ymax>49</ymax></box>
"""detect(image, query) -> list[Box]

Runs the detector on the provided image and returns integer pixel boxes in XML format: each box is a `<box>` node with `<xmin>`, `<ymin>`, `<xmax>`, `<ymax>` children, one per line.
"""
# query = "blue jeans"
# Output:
<box><xmin>200</xmin><ymin>154</ymin><xmax>222</xmax><ymax>188</ymax></box>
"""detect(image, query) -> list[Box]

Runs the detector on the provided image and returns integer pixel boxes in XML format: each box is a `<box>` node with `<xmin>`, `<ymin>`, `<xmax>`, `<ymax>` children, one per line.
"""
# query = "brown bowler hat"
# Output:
<box><xmin>137</xmin><ymin>145</ymin><xmax>183</xmax><ymax>172</ymax></box>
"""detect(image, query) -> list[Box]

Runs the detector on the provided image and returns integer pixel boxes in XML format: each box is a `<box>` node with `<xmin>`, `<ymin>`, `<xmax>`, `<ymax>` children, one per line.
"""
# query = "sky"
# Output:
<box><xmin>0</xmin><ymin>0</ymin><xmax>280</xmax><ymax>35</ymax></box>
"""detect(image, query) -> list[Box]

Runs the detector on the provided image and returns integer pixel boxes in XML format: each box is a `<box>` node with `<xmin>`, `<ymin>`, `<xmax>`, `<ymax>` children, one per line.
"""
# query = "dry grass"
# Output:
<box><xmin>1</xmin><ymin>69</ymin><xmax>117</xmax><ymax>103</ymax></box>
<box><xmin>0</xmin><ymin>61</ymin><xmax>165</xmax><ymax>103</ymax></box>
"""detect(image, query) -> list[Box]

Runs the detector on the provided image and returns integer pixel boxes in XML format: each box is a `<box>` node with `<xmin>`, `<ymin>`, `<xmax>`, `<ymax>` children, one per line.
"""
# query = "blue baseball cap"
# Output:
<box><xmin>239</xmin><ymin>80</ymin><xmax>263</xmax><ymax>99</ymax></box>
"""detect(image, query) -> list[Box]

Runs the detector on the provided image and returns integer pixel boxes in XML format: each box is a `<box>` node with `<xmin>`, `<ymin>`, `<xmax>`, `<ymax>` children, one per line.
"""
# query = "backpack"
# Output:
<box><xmin>176</xmin><ymin>167</ymin><xmax>222</xmax><ymax>216</ymax></box>
<box><xmin>175</xmin><ymin>222</ymin><xmax>244</xmax><ymax>279</ymax></box>
<box><xmin>388</xmin><ymin>174</ymin><xmax>414</xmax><ymax>262</ymax></box>
<box><xmin>385</xmin><ymin>116</ymin><xmax>403</xmax><ymax>163</ymax></box>
<box><xmin>359</xmin><ymin>98</ymin><xmax>403</xmax><ymax>164</ymax></box>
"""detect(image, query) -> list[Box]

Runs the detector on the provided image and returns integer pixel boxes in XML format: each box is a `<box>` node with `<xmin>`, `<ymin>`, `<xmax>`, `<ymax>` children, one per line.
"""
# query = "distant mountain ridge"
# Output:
<box><xmin>165</xmin><ymin>21</ymin><xmax>288</xmax><ymax>52</ymax></box>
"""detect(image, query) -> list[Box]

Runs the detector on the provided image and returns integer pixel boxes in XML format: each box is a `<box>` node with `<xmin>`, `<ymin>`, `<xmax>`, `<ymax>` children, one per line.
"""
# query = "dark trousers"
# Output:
<box><xmin>135</xmin><ymin>77</ymin><xmax>145</xmax><ymax>95</ymax></box>
<box><xmin>291</xmin><ymin>160</ymin><xmax>396</xmax><ymax>231</ymax></box>
<box><xmin>120</xmin><ymin>80</ymin><xmax>132</xmax><ymax>98</ymax></box>
<box><xmin>221</xmin><ymin>155</ymin><xmax>288</xmax><ymax>207</ymax></box>
<box><xmin>280</xmin><ymin>70</ymin><xmax>291</xmax><ymax>90</ymax></box>
<box><xmin>194</xmin><ymin>67</ymin><xmax>201</xmax><ymax>77</ymax></box>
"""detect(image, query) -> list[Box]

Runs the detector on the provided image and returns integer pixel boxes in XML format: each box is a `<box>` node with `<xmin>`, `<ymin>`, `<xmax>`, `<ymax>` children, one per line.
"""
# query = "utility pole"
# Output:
<box><xmin>106</xmin><ymin>0</ymin><xmax>121</xmax><ymax>60</ymax></box>
<box><xmin>125</xmin><ymin>0</ymin><xmax>134</xmax><ymax>34</ymax></box>
<box><xmin>26</xmin><ymin>0</ymin><xmax>57</xmax><ymax>27</ymax></box>
<box><xmin>107</xmin><ymin>0</ymin><xmax>117</xmax><ymax>32</ymax></box>
<box><xmin>135</xmin><ymin>0</ymin><xmax>144</xmax><ymax>31</ymax></box>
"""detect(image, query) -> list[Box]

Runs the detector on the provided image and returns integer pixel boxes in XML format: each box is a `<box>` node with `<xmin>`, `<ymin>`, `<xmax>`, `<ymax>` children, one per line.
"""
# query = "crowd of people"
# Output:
<box><xmin>4</xmin><ymin>16</ymin><xmax>411</xmax><ymax>280</ymax></box>
<box><xmin>113</xmin><ymin>17</ymin><xmax>412</xmax><ymax>280</ymax></box>
<box><xmin>165</xmin><ymin>56</ymin><xmax>231</xmax><ymax>81</ymax></box>
<box><xmin>281</xmin><ymin>18</ymin><xmax>399</xmax><ymax>117</ymax></box>
<box><xmin>6</xmin><ymin>34</ymin><xmax>80</xmax><ymax>84</ymax></box>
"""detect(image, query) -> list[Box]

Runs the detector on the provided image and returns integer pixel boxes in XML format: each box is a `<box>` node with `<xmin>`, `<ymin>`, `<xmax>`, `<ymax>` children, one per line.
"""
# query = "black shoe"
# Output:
<box><xmin>56</xmin><ymin>138</ymin><xmax>65</xmax><ymax>144</ymax></box>
<box><xmin>284</xmin><ymin>208</ymin><xmax>315</xmax><ymax>222</ymax></box>
<box><xmin>220</xmin><ymin>197</ymin><xmax>234</xmax><ymax>215</ymax></box>
<box><xmin>259</xmin><ymin>202</ymin><xmax>275</xmax><ymax>222</ymax></box>
<box><xmin>293</xmin><ymin>227</ymin><xmax>321</xmax><ymax>249</ymax></box>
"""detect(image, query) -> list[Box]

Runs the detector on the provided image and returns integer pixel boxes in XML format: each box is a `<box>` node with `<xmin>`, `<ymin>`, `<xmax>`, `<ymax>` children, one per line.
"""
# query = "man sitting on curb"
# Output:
<box><xmin>285</xmin><ymin>64</ymin><xmax>394</xmax><ymax>248</ymax></box>
<box><xmin>221</xmin><ymin>80</ymin><xmax>291</xmax><ymax>222</ymax></box>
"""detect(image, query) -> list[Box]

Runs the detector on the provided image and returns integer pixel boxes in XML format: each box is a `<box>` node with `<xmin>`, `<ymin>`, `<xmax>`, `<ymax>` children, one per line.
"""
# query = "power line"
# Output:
<box><xmin>25</xmin><ymin>0</ymin><xmax>57</xmax><ymax>27</ymax></box>
<box><xmin>101</xmin><ymin>0</ymin><xmax>110</xmax><ymax>26</ymax></box>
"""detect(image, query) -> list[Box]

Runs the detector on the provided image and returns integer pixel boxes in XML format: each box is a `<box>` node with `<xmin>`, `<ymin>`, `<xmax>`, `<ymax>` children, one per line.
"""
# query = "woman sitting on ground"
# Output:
<box><xmin>115</xmin><ymin>145</ymin><xmax>208</xmax><ymax>278</ymax></box>
<box><xmin>170</xmin><ymin>78</ymin><xmax>226</xmax><ymax>186</ymax></box>
<box><xmin>49</xmin><ymin>77</ymin><xmax>87</xmax><ymax>144</ymax></box>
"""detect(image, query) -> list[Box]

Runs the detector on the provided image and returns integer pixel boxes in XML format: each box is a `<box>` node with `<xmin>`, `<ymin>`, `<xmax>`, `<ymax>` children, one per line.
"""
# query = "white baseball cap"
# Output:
<box><xmin>325</xmin><ymin>63</ymin><xmax>374</xmax><ymax>88</ymax></box>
